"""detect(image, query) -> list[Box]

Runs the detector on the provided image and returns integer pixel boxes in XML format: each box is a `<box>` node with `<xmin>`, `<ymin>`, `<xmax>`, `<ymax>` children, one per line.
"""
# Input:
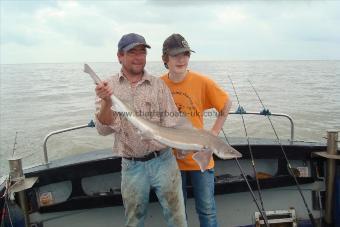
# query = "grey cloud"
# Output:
<box><xmin>1</xmin><ymin>0</ymin><xmax>339</xmax><ymax>63</ymax></box>
<box><xmin>82</xmin><ymin>1</ymin><xmax>216</xmax><ymax>25</ymax></box>
<box><xmin>1</xmin><ymin>0</ymin><xmax>58</xmax><ymax>13</ymax></box>
<box><xmin>146</xmin><ymin>0</ymin><xmax>234</xmax><ymax>7</ymax></box>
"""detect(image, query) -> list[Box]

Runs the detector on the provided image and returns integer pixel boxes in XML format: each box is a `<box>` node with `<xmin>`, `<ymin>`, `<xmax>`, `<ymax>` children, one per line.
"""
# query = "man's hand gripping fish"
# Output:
<box><xmin>84</xmin><ymin>64</ymin><xmax>242</xmax><ymax>171</ymax></box>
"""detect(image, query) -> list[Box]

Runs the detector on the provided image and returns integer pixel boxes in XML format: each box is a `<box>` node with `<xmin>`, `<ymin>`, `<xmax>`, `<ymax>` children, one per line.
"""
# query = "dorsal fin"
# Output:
<box><xmin>174</xmin><ymin>115</ymin><xmax>196</xmax><ymax>130</ymax></box>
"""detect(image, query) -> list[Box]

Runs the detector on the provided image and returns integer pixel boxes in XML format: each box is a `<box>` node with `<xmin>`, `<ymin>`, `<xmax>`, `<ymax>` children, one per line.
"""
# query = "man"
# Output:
<box><xmin>161</xmin><ymin>33</ymin><xmax>232</xmax><ymax>227</ymax></box>
<box><xmin>95</xmin><ymin>33</ymin><xmax>187</xmax><ymax>227</ymax></box>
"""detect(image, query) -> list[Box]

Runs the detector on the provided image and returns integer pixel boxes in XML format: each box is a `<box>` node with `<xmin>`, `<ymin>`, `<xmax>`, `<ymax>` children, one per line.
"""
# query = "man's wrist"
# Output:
<box><xmin>101</xmin><ymin>98</ymin><xmax>113</xmax><ymax>107</ymax></box>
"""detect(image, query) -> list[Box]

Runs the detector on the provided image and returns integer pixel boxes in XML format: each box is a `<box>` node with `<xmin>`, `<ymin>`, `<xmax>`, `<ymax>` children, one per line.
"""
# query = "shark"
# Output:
<box><xmin>84</xmin><ymin>63</ymin><xmax>242</xmax><ymax>171</ymax></box>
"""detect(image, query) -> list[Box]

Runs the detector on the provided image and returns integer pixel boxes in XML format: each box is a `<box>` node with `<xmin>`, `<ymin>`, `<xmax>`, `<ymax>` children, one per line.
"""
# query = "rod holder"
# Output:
<box><xmin>324</xmin><ymin>130</ymin><xmax>338</xmax><ymax>224</ymax></box>
<box><xmin>8</xmin><ymin>158</ymin><xmax>24</xmax><ymax>181</ymax></box>
<box><xmin>8</xmin><ymin>158</ymin><xmax>30</xmax><ymax>227</ymax></box>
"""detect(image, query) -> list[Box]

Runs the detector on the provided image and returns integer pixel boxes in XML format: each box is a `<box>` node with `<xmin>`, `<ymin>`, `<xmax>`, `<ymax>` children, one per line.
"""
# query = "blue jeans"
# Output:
<box><xmin>121</xmin><ymin>149</ymin><xmax>187</xmax><ymax>227</ymax></box>
<box><xmin>181</xmin><ymin>169</ymin><xmax>218</xmax><ymax>227</ymax></box>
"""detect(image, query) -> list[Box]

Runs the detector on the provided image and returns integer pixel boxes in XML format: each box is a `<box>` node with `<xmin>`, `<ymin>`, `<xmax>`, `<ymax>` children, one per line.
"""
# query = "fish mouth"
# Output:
<box><xmin>213</xmin><ymin>147</ymin><xmax>243</xmax><ymax>160</ymax></box>
<box><xmin>218</xmin><ymin>154</ymin><xmax>242</xmax><ymax>160</ymax></box>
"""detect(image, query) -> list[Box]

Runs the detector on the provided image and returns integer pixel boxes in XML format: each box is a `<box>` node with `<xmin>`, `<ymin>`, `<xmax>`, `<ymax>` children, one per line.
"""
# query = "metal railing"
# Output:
<box><xmin>43</xmin><ymin>120</ymin><xmax>95</xmax><ymax>164</ymax></box>
<box><xmin>228</xmin><ymin>111</ymin><xmax>295</xmax><ymax>143</ymax></box>
<box><xmin>42</xmin><ymin>111</ymin><xmax>294</xmax><ymax>165</ymax></box>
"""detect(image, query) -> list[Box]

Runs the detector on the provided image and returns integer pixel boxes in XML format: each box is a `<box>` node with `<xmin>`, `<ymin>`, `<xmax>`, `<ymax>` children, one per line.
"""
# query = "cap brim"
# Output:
<box><xmin>122</xmin><ymin>43</ymin><xmax>151</xmax><ymax>52</ymax></box>
<box><xmin>168</xmin><ymin>48</ymin><xmax>195</xmax><ymax>56</ymax></box>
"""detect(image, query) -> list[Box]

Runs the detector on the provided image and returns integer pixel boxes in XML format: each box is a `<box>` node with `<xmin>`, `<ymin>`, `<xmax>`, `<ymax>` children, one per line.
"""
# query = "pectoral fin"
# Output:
<box><xmin>174</xmin><ymin>115</ymin><xmax>195</xmax><ymax>130</ymax></box>
<box><xmin>176</xmin><ymin>150</ymin><xmax>188</xmax><ymax>159</ymax></box>
<box><xmin>192</xmin><ymin>148</ymin><xmax>213</xmax><ymax>172</ymax></box>
<box><xmin>137</xmin><ymin>130</ymin><xmax>154</xmax><ymax>140</ymax></box>
<box><xmin>111</xmin><ymin>103</ymin><xmax>118</xmax><ymax>112</ymax></box>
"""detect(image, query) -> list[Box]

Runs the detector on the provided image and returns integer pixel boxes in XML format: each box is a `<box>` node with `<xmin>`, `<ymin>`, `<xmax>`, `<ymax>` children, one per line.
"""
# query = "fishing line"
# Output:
<box><xmin>219</xmin><ymin>78</ymin><xmax>269</xmax><ymax>226</ymax></box>
<box><xmin>1</xmin><ymin>178</ymin><xmax>14</xmax><ymax>227</ymax></box>
<box><xmin>227</xmin><ymin>76</ymin><xmax>268</xmax><ymax>223</ymax></box>
<box><xmin>10</xmin><ymin>132</ymin><xmax>18</xmax><ymax>158</ymax></box>
<box><xmin>4</xmin><ymin>198</ymin><xmax>14</xmax><ymax>227</ymax></box>
<box><xmin>220</xmin><ymin>126</ymin><xmax>230</xmax><ymax>145</ymax></box>
<box><xmin>220</xmin><ymin>128</ymin><xmax>269</xmax><ymax>227</ymax></box>
<box><xmin>248</xmin><ymin>79</ymin><xmax>317</xmax><ymax>227</ymax></box>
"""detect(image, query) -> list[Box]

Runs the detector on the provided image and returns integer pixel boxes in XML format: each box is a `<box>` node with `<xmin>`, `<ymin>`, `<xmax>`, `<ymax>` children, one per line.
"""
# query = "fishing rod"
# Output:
<box><xmin>227</xmin><ymin>76</ymin><xmax>268</xmax><ymax>222</ymax></box>
<box><xmin>220</xmin><ymin>129</ymin><xmax>270</xmax><ymax>227</ymax></box>
<box><xmin>218</xmin><ymin>80</ymin><xmax>269</xmax><ymax>226</ymax></box>
<box><xmin>248</xmin><ymin>79</ymin><xmax>317</xmax><ymax>227</ymax></box>
<box><xmin>11</xmin><ymin>132</ymin><xmax>18</xmax><ymax>158</ymax></box>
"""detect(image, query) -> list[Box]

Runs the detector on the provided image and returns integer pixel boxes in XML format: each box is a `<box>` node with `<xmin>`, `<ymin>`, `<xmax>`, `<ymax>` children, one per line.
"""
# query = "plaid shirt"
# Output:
<box><xmin>95</xmin><ymin>70</ymin><xmax>179</xmax><ymax>157</ymax></box>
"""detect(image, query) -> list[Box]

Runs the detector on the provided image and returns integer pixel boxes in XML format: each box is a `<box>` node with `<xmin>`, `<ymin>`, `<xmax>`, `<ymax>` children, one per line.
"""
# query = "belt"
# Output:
<box><xmin>123</xmin><ymin>150</ymin><xmax>165</xmax><ymax>162</ymax></box>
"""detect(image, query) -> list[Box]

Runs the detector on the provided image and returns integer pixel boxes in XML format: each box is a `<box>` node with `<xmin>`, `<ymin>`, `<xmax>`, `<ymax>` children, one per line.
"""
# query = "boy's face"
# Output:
<box><xmin>167</xmin><ymin>51</ymin><xmax>190</xmax><ymax>75</ymax></box>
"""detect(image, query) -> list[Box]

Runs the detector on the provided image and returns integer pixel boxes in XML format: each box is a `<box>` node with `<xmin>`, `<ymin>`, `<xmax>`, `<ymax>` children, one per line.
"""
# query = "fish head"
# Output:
<box><xmin>211</xmin><ymin>139</ymin><xmax>242</xmax><ymax>160</ymax></box>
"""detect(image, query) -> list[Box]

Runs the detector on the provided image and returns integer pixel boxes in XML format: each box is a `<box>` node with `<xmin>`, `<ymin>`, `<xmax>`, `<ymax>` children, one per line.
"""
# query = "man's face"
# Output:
<box><xmin>167</xmin><ymin>52</ymin><xmax>190</xmax><ymax>75</ymax></box>
<box><xmin>118</xmin><ymin>45</ymin><xmax>147</xmax><ymax>76</ymax></box>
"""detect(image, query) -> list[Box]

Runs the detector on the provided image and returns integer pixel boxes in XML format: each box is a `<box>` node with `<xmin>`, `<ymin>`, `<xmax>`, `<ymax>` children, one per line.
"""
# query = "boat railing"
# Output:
<box><xmin>42</xmin><ymin>111</ymin><xmax>294</xmax><ymax>165</ymax></box>
<box><xmin>43</xmin><ymin>120</ymin><xmax>95</xmax><ymax>164</ymax></box>
<box><xmin>228</xmin><ymin>110</ymin><xmax>295</xmax><ymax>143</ymax></box>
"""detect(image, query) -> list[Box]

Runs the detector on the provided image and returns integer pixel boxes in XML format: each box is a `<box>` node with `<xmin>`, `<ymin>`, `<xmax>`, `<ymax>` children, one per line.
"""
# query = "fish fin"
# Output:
<box><xmin>192</xmin><ymin>149</ymin><xmax>213</xmax><ymax>172</ymax></box>
<box><xmin>111</xmin><ymin>103</ymin><xmax>120</xmax><ymax>112</ymax></box>
<box><xmin>138</xmin><ymin>130</ymin><xmax>154</xmax><ymax>140</ymax></box>
<box><xmin>174</xmin><ymin>115</ymin><xmax>195</xmax><ymax>130</ymax></box>
<box><xmin>176</xmin><ymin>150</ymin><xmax>188</xmax><ymax>159</ymax></box>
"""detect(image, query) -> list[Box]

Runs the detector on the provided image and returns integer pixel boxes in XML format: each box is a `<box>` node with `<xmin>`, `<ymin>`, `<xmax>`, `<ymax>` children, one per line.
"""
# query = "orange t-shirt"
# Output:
<box><xmin>161</xmin><ymin>70</ymin><xmax>229</xmax><ymax>171</ymax></box>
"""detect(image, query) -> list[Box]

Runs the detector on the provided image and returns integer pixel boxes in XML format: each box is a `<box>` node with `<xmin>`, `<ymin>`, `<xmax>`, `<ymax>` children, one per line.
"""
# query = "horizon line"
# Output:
<box><xmin>1</xmin><ymin>59</ymin><xmax>340</xmax><ymax>65</ymax></box>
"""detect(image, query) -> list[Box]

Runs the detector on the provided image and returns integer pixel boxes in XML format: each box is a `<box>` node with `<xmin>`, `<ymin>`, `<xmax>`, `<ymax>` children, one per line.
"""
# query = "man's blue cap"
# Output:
<box><xmin>118</xmin><ymin>33</ymin><xmax>151</xmax><ymax>52</ymax></box>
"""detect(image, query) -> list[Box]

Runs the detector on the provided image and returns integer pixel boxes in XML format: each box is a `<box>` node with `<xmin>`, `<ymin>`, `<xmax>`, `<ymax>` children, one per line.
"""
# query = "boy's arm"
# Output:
<box><xmin>211</xmin><ymin>99</ymin><xmax>232</xmax><ymax>136</ymax></box>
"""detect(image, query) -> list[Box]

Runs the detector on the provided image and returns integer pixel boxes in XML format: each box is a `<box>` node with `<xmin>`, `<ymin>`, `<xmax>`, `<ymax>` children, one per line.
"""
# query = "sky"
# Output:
<box><xmin>1</xmin><ymin>0</ymin><xmax>340</xmax><ymax>64</ymax></box>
